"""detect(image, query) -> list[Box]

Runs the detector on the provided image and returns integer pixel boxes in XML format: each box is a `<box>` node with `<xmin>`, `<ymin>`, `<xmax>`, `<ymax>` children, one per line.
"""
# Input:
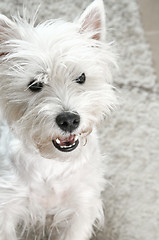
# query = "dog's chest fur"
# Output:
<box><xmin>10</xmin><ymin>132</ymin><xmax>102</xmax><ymax>220</ymax></box>
<box><xmin>29</xmin><ymin>177</ymin><xmax>66</xmax><ymax>210</ymax></box>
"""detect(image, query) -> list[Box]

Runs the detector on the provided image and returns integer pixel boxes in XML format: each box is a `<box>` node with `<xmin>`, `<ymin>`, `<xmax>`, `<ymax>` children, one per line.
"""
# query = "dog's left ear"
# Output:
<box><xmin>78</xmin><ymin>0</ymin><xmax>106</xmax><ymax>41</ymax></box>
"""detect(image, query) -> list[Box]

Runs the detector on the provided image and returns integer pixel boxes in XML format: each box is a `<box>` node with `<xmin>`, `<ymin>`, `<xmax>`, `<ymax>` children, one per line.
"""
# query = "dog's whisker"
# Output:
<box><xmin>81</xmin><ymin>135</ymin><xmax>87</xmax><ymax>146</ymax></box>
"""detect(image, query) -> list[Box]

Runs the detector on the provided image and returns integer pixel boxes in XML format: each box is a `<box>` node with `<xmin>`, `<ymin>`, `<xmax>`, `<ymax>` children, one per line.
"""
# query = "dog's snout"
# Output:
<box><xmin>56</xmin><ymin>112</ymin><xmax>80</xmax><ymax>132</ymax></box>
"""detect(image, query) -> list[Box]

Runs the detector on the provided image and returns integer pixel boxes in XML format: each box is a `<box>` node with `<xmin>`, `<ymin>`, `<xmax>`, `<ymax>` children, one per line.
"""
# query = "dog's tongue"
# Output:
<box><xmin>59</xmin><ymin>135</ymin><xmax>75</xmax><ymax>146</ymax></box>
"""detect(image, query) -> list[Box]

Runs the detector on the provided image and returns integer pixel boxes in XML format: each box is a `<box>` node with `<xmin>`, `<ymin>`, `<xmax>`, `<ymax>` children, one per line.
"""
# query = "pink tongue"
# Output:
<box><xmin>60</xmin><ymin>135</ymin><xmax>75</xmax><ymax>146</ymax></box>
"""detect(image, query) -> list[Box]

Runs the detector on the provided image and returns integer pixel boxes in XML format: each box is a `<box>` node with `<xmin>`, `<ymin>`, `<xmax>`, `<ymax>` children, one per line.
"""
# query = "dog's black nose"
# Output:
<box><xmin>56</xmin><ymin>112</ymin><xmax>80</xmax><ymax>132</ymax></box>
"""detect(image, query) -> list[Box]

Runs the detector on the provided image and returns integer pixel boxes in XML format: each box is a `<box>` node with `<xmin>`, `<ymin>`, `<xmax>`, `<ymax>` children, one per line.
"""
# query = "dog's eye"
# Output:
<box><xmin>28</xmin><ymin>80</ymin><xmax>44</xmax><ymax>92</ymax></box>
<box><xmin>76</xmin><ymin>73</ymin><xmax>86</xmax><ymax>84</ymax></box>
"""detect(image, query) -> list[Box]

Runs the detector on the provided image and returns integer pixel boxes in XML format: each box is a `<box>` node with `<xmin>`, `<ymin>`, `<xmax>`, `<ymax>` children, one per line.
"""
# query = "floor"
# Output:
<box><xmin>138</xmin><ymin>0</ymin><xmax>159</xmax><ymax>82</ymax></box>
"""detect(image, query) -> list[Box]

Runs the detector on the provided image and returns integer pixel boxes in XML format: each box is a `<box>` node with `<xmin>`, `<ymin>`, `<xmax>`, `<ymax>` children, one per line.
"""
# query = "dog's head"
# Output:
<box><xmin>0</xmin><ymin>0</ymin><xmax>117</xmax><ymax>159</ymax></box>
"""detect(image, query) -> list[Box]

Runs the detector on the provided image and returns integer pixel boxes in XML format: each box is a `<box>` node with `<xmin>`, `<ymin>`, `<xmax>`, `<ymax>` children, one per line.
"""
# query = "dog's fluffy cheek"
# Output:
<box><xmin>1</xmin><ymin>101</ymin><xmax>27</xmax><ymax>125</ymax></box>
<box><xmin>37</xmin><ymin>141</ymin><xmax>56</xmax><ymax>159</ymax></box>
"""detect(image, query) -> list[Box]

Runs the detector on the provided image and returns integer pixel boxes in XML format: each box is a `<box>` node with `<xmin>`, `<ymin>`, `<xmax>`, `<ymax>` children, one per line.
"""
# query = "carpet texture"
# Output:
<box><xmin>0</xmin><ymin>0</ymin><xmax>159</xmax><ymax>240</ymax></box>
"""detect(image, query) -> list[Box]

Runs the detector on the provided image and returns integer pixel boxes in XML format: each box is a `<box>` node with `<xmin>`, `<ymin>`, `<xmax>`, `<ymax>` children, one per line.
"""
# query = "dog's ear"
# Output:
<box><xmin>78</xmin><ymin>0</ymin><xmax>106</xmax><ymax>41</ymax></box>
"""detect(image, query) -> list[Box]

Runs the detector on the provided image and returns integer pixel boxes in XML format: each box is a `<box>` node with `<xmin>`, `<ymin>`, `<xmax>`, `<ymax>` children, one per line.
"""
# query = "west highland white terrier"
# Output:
<box><xmin>0</xmin><ymin>0</ymin><xmax>117</xmax><ymax>239</ymax></box>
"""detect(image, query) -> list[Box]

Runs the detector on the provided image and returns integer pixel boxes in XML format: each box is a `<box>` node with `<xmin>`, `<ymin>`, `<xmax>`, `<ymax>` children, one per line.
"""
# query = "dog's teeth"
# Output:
<box><xmin>61</xmin><ymin>145</ymin><xmax>68</xmax><ymax>148</ymax></box>
<box><xmin>66</xmin><ymin>145</ymin><xmax>72</xmax><ymax>148</ymax></box>
<box><xmin>61</xmin><ymin>143</ymin><xmax>74</xmax><ymax>149</ymax></box>
<box><xmin>56</xmin><ymin>138</ymin><xmax>61</xmax><ymax>144</ymax></box>
<box><xmin>55</xmin><ymin>136</ymin><xmax>78</xmax><ymax>149</ymax></box>
<box><xmin>75</xmin><ymin>136</ymin><xmax>78</xmax><ymax>141</ymax></box>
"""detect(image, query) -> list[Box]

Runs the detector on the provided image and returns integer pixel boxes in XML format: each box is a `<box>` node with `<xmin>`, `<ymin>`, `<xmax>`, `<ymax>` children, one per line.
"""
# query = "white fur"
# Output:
<box><xmin>0</xmin><ymin>0</ymin><xmax>117</xmax><ymax>239</ymax></box>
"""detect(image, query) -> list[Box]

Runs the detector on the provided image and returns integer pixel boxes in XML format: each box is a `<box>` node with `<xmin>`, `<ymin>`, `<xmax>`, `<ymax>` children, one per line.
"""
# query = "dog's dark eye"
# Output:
<box><xmin>76</xmin><ymin>73</ymin><xmax>86</xmax><ymax>84</ymax></box>
<box><xmin>28</xmin><ymin>80</ymin><xmax>44</xmax><ymax>92</ymax></box>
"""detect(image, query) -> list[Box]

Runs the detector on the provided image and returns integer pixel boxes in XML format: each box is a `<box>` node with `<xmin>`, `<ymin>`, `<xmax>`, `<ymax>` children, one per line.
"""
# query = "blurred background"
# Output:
<box><xmin>138</xmin><ymin>0</ymin><xmax>159</xmax><ymax>83</ymax></box>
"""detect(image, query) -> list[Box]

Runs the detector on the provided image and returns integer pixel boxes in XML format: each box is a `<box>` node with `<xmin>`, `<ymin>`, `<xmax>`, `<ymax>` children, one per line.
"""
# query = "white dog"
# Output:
<box><xmin>0</xmin><ymin>0</ymin><xmax>117</xmax><ymax>239</ymax></box>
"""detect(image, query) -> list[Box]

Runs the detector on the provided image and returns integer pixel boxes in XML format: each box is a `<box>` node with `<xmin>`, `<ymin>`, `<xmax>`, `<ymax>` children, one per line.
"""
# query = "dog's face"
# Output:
<box><xmin>0</xmin><ymin>0</ymin><xmax>117</xmax><ymax>159</ymax></box>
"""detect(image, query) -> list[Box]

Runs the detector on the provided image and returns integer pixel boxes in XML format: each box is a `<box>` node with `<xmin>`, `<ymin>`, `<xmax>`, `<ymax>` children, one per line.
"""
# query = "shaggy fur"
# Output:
<box><xmin>0</xmin><ymin>0</ymin><xmax>117</xmax><ymax>239</ymax></box>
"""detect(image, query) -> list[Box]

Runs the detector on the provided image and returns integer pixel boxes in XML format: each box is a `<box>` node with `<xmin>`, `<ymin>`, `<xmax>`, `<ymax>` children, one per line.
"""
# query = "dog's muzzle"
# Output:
<box><xmin>53</xmin><ymin>112</ymin><xmax>80</xmax><ymax>152</ymax></box>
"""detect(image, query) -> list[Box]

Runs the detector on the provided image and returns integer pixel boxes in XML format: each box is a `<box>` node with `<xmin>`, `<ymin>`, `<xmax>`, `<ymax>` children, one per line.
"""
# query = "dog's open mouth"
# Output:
<box><xmin>52</xmin><ymin>134</ymin><xmax>79</xmax><ymax>152</ymax></box>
